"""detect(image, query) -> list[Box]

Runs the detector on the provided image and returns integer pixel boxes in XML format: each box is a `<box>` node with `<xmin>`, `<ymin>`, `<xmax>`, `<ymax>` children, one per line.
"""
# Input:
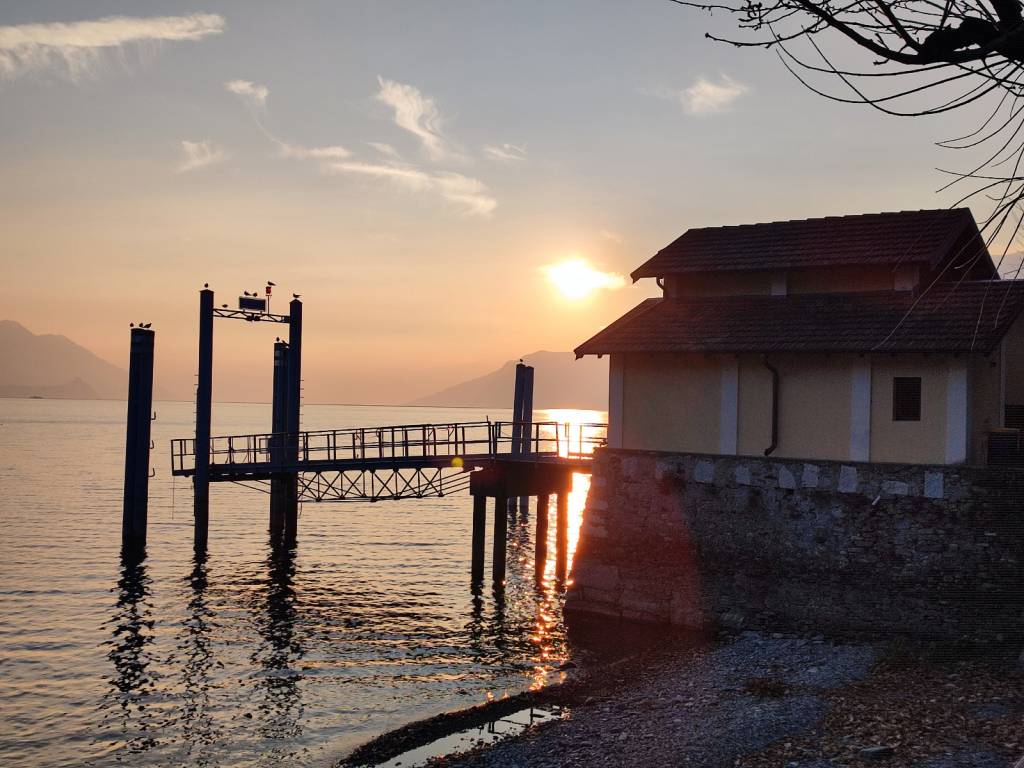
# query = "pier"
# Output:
<box><xmin>125</xmin><ymin>286</ymin><xmax>606</xmax><ymax>584</ymax></box>
<box><xmin>169</xmin><ymin>418</ymin><xmax>604</xmax><ymax>583</ymax></box>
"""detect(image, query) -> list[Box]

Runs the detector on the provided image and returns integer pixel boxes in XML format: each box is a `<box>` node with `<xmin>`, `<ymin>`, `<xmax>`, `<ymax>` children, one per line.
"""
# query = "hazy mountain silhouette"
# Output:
<box><xmin>0</xmin><ymin>320</ymin><xmax>127</xmax><ymax>399</ymax></box>
<box><xmin>409</xmin><ymin>351</ymin><xmax>608</xmax><ymax>410</ymax></box>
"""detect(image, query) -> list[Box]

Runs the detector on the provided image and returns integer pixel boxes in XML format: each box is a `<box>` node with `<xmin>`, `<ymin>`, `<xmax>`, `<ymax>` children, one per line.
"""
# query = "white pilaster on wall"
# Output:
<box><xmin>719</xmin><ymin>357</ymin><xmax>739</xmax><ymax>455</ymax></box>
<box><xmin>608</xmin><ymin>354</ymin><xmax>624</xmax><ymax>449</ymax></box>
<box><xmin>945</xmin><ymin>360</ymin><xmax>969</xmax><ymax>464</ymax></box>
<box><xmin>849</xmin><ymin>359</ymin><xmax>872</xmax><ymax>462</ymax></box>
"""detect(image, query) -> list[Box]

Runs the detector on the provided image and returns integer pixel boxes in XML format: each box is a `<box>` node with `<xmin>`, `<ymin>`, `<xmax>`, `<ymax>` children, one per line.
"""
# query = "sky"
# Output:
<box><xmin>0</xmin><ymin>0</ymin><xmax>1000</xmax><ymax>403</ymax></box>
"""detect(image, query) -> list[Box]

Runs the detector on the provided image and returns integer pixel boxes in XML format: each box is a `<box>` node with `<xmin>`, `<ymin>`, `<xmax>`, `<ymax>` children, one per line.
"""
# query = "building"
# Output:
<box><xmin>575</xmin><ymin>208</ymin><xmax>1024</xmax><ymax>466</ymax></box>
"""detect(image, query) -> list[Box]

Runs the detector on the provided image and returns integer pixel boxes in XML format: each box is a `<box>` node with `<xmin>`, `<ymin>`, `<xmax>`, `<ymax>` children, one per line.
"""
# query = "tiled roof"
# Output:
<box><xmin>575</xmin><ymin>281</ymin><xmax>1024</xmax><ymax>357</ymax></box>
<box><xmin>631</xmin><ymin>209</ymin><xmax>990</xmax><ymax>280</ymax></box>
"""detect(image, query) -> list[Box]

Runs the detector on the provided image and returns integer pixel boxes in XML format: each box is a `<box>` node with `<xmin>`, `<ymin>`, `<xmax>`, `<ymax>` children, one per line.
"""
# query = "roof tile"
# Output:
<box><xmin>575</xmin><ymin>281</ymin><xmax>1024</xmax><ymax>356</ymax></box>
<box><xmin>632</xmin><ymin>209</ymin><xmax>987</xmax><ymax>279</ymax></box>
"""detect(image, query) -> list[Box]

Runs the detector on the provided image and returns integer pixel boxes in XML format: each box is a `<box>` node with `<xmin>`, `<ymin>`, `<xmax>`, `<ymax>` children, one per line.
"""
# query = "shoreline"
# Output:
<box><xmin>339</xmin><ymin>630</ymin><xmax>1023</xmax><ymax>768</ymax></box>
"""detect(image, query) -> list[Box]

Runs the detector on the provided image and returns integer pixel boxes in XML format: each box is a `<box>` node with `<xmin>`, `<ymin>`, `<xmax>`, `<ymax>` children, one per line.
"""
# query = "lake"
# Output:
<box><xmin>0</xmin><ymin>399</ymin><xmax>602</xmax><ymax>767</ymax></box>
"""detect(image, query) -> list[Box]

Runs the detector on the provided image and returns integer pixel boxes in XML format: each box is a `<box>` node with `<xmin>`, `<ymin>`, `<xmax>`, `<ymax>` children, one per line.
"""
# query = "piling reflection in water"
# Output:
<box><xmin>251</xmin><ymin>541</ymin><xmax>304</xmax><ymax>743</ymax></box>
<box><xmin>176</xmin><ymin>551</ymin><xmax>221</xmax><ymax>761</ymax></box>
<box><xmin>101</xmin><ymin>553</ymin><xmax>159</xmax><ymax>757</ymax></box>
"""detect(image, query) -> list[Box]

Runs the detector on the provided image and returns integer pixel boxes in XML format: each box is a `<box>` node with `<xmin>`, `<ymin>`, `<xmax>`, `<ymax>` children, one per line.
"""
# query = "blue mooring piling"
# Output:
<box><xmin>283</xmin><ymin>297</ymin><xmax>303</xmax><ymax>544</ymax></box>
<box><xmin>270</xmin><ymin>340</ymin><xmax>290</xmax><ymax>536</ymax></box>
<box><xmin>194</xmin><ymin>288</ymin><xmax>214</xmax><ymax>551</ymax></box>
<box><xmin>518</xmin><ymin>364</ymin><xmax>534</xmax><ymax>517</ymax></box>
<box><xmin>122</xmin><ymin>326</ymin><xmax>155</xmax><ymax>551</ymax></box>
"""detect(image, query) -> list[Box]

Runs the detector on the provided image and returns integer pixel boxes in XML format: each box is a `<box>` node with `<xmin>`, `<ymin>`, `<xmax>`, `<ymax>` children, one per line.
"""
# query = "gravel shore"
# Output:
<box><xmin>342</xmin><ymin>632</ymin><xmax>1023</xmax><ymax>768</ymax></box>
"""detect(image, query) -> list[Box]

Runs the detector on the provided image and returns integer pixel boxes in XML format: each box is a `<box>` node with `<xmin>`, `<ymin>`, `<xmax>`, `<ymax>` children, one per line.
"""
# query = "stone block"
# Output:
<box><xmin>778</xmin><ymin>465</ymin><xmax>797</xmax><ymax>490</ymax></box>
<box><xmin>801</xmin><ymin>463</ymin><xmax>820</xmax><ymax>489</ymax></box>
<box><xmin>881</xmin><ymin>480</ymin><xmax>910</xmax><ymax>496</ymax></box>
<box><xmin>924</xmin><ymin>471</ymin><xmax>945</xmax><ymax>500</ymax></box>
<box><xmin>573</xmin><ymin>562</ymin><xmax>619</xmax><ymax>592</ymax></box>
<box><xmin>838</xmin><ymin>465</ymin><xmax>859</xmax><ymax>493</ymax></box>
<box><xmin>734</xmin><ymin>464</ymin><xmax>752</xmax><ymax>486</ymax></box>
<box><xmin>693</xmin><ymin>459</ymin><xmax>715</xmax><ymax>484</ymax></box>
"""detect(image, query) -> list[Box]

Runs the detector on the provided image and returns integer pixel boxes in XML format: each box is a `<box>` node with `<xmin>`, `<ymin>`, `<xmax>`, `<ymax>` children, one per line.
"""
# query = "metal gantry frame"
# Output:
<box><xmin>192</xmin><ymin>286</ymin><xmax>303</xmax><ymax>550</ymax></box>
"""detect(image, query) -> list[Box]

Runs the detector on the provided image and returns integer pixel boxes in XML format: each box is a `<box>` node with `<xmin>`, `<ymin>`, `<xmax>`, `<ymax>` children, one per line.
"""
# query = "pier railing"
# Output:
<box><xmin>170</xmin><ymin>420</ymin><xmax>607</xmax><ymax>475</ymax></box>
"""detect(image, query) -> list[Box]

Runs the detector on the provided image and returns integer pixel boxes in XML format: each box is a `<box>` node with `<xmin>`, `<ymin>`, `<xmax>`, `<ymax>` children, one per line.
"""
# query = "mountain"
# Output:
<box><xmin>409</xmin><ymin>351</ymin><xmax>608</xmax><ymax>411</ymax></box>
<box><xmin>0</xmin><ymin>320</ymin><xmax>127</xmax><ymax>399</ymax></box>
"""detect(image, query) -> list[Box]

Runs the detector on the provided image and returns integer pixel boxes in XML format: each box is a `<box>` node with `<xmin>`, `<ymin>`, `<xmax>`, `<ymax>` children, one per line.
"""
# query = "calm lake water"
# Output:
<box><xmin>0</xmin><ymin>399</ymin><xmax>602</xmax><ymax>767</ymax></box>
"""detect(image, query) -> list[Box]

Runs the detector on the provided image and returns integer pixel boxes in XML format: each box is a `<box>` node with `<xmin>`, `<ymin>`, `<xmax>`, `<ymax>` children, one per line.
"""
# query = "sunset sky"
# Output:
<box><xmin>0</xmin><ymin>0</ymin><xmax>997</xmax><ymax>403</ymax></box>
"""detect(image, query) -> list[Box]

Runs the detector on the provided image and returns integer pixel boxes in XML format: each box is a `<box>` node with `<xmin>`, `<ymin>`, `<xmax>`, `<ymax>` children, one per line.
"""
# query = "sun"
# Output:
<box><xmin>542</xmin><ymin>258</ymin><xmax>626</xmax><ymax>301</ymax></box>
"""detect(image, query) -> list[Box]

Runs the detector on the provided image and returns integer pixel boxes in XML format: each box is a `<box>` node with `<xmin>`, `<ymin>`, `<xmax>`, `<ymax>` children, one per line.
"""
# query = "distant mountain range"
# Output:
<box><xmin>0</xmin><ymin>320</ymin><xmax>128</xmax><ymax>400</ymax></box>
<box><xmin>409</xmin><ymin>350</ymin><xmax>608</xmax><ymax>411</ymax></box>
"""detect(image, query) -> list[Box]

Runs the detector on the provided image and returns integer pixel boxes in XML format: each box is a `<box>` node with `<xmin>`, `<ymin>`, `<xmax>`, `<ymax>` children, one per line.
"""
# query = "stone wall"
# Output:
<box><xmin>565</xmin><ymin>449</ymin><xmax>1024</xmax><ymax>640</ymax></box>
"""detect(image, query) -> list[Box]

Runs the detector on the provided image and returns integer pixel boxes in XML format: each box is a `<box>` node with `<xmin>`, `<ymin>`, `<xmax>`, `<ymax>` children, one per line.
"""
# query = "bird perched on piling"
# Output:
<box><xmin>268</xmin><ymin>281</ymin><xmax>276</xmax><ymax>286</ymax></box>
<box><xmin>142</xmin><ymin>323</ymin><xmax>152</xmax><ymax>328</ymax></box>
<box><xmin>130</xmin><ymin>323</ymin><xmax>134</xmax><ymax>328</ymax></box>
<box><xmin>244</xmin><ymin>291</ymin><xmax>251</xmax><ymax>296</ymax></box>
<box><xmin>292</xmin><ymin>293</ymin><xmax>301</xmax><ymax>299</ymax></box>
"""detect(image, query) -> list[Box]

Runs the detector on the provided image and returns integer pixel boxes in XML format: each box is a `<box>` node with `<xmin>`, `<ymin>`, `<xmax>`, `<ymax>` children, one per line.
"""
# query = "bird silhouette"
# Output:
<box><xmin>222</xmin><ymin>304</ymin><xmax>228</xmax><ymax>308</ymax></box>
<box><xmin>203</xmin><ymin>283</ymin><xmax>209</xmax><ymax>288</ymax></box>
<box><xmin>292</xmin><ymin>293</ymin><xmax>301</xmax><ymax>299</ymax></box>
<box><xmin>267</xmin><ymin>281</ymin><xmax>276</xmax><ymax>286</ymax></box>
<box><xmin>130</xmin><ymin>323</ymin><xmax>135</xmax><ymax>328</ymax></box>
<box><xmin>142</xmin><ymin>323</ymin><xmax>152</xmax><ymax>328</ymax></box>
<box><xmin>243</xmin><ymin>291</ymin><xmax>251</xmax><ymax>297</ymax></box>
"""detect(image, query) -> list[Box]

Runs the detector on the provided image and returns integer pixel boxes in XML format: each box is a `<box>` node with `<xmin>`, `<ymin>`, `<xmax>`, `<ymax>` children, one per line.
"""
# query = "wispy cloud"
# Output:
<box><xmin>367</xmin><ymin>141</ymin><xmax>400</xmax><ymax>160</ymax></box>
<box><xmin>599</xmin><ymin>229</ymin><xmax>624</xmax><ymax>245</ymax></box>
<box><xmin>672</xmin><ymin>74</ymin><xmax>749</xmax><ymax>115</ymax></box>
<box><xmin>225</xmin><ymin>75</ymin><xmax>496</xmax><ymax>217</ymax></box>
<box><xmin>0</xmin><ymin>13</ymin><xmax>224</xmax><ymax>80</ymax></box>
<box><xmin>225</xmin><ymin>79</ymin><xmax>269</xmax><ymax>110</ymax></box>
<box><xmin>375</xmin><ymin>77</ymin><xmax>447</xmax><ymax>160</ymax></box>
<box><xmin>277</xmin><ymin>142</ymin><xmax>351</xmax><ymax>160</ymax></box>
<box><xmin>484</xmin><ymin>143</ymin><xmax>526</xmax><ymax>163</ymax></box>
<box><xmin>326</xmin><ymin>160</ymin><xmax>496</xmax><ymax>217</ymax></box>
<box><xmin>176</xmin><ymin>140</ymin><xmax>226</xmax><ymax>173</ymax></box>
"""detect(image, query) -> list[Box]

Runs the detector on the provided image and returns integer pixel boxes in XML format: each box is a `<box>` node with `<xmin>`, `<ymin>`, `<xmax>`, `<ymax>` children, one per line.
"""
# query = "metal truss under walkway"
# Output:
<box><xmin>171</xmin><ymin>420</ymin><xmax>606</xmax><ymax>503</ymax></box>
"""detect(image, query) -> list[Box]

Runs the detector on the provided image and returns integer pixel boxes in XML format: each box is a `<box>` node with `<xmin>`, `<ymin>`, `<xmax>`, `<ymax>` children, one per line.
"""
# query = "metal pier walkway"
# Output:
<box><xmin>171</xmin><ymin>420</ymin><xmax>607</xmax><ymax>503</ymax></box>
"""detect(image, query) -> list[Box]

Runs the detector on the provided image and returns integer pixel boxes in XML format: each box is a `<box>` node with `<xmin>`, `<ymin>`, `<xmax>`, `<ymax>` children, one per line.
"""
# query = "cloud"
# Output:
<box><xmin>326</xmin><ymin>160</ymin><xmax>496</xmax><ymax>217</ymax></box>
<box><xmin>676</xmin><ymin>75</ymin><xmax>749</xmax><ymax>115</ymax></box>
<box><xmin>375</xmin><ymin>77</ymin><xmax>447</xmax><ymax>159</ymax></box>
<box><xmin>599</xmin><ymin>229</ymin><xmax>624</xmax><ymax>245</ymax></box>
<box><xmin>484</xmin><ymin>143</ymin><xmax>526</xmax><ymax>163</ymax></box>
<box><xmin>224</xmin><ymin>74</ymin><xmax>495</xmax><ymax>217</ymax></box>
<box><xmin>367</xmin><ymin>141</ymin><xmax>400</xmax><ymax>160</ymax></box>
<box><xmin>277</xmin><ymin>142</ymin><xmax>351</xmax><ymax>160</ymax></box>
<box><xmin>176</xmin><ymin>140</ymin><xmax>225</xmax><ymax>173</ymax></box>
<box><xmin>225</xmin><ymin>79</ymin><xmax>269</xmax><ymax>109</ymax></box>
<box><xmin>0</xmin><ymin>13</ymin><xmax>224</xmax><ymax>80</ymax></box>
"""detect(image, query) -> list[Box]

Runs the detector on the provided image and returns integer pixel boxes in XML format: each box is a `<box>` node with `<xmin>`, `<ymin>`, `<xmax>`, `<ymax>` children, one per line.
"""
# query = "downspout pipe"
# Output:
<box><xmin>763</xmin><ymin>357</ymin><xmax>779</xmax><ymax>456</ymax></box>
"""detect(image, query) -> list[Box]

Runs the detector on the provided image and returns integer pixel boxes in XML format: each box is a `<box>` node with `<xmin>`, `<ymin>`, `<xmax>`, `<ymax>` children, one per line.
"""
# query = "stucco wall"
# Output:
<box><xmin>666</xmin><ymin>265</ymin><xmax>909</xmax><ymax>298</ymax></box>
<box><xmin>971</xmin><ymin>350</ymin><xmax>1003</xmax><ymax>465</ymax></box>
<box><xmin>616</xmin><ymin>352</ymin><xmax>996</xmax><ymax>466</ymax></box>
<box><xmin>737</xmin><ymin>356</ymin><xmax>772</xmax><ymax>456</ymax></box>
<box><xmin>869</xmin><ymin>356</ymin><xmax>951</xmax><ymax>464</ymax></box>
<box><xmin>788</xmin><ymin>265</ymin><xmax>896</xmax><ymax>294</ymax></box>
<box><xmin>621</xmin><ymin>353</ymin><xmax>721</xmax><ymax>453</ymax></box>
<box><xmin>773</xmin><ymin>355</ymin><xmax>852</xmax><ymax>461</ymax></box>
<box><xmin>1004</xmin><ymin>315</ymin><xmax>1024</xmax><ymax>405</ymax></box>
<box><xmin>566</xmin><ymin>448</ymin><xmax>1024</xmax><ymax>640</ymax></box>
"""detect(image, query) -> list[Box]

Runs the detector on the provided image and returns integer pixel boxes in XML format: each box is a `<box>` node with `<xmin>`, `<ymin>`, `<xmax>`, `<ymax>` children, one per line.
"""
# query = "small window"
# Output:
<box><xmin>893</xmin><ymin>377</ymin><xmax>921</xmax><ymax>421</ymax></box>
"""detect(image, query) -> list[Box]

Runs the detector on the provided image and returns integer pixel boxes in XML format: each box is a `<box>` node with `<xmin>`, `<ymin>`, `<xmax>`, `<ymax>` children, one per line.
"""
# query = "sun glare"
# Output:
<box><xmin>542</xmin><ymin>258</ymin><xmax>626</xmax><ymax>300</ymax></box>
